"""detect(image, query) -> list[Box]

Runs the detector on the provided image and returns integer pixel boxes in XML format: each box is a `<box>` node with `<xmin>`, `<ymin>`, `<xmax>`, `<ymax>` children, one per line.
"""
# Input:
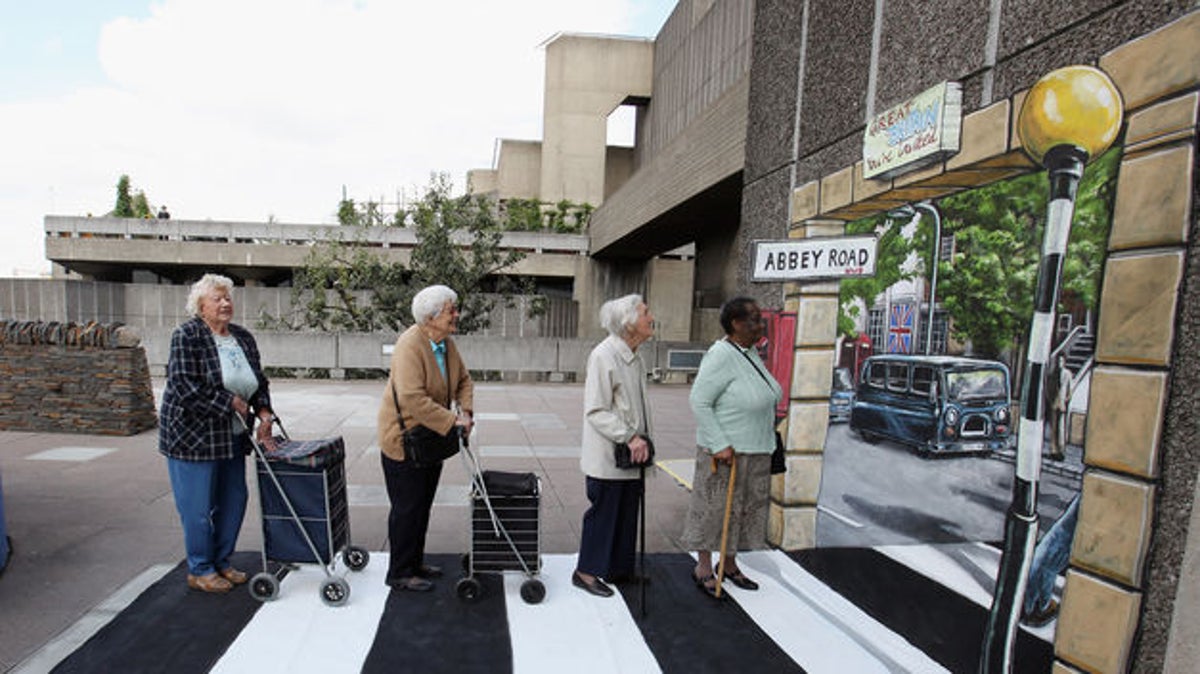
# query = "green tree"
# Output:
<box><xmin>113</xmin><ymin>175</ymin><xmax>134</xmax><ymax>217</ymax></box>
<box><xmin>264</xmin><ymin>173</ymin><xmax>531</xmax><ymax>333</ymax></box>
<box><xmin>838</xmin><ymin>214</ymin><xmax>919</xmax><ymax>336</ymax></box>
<box><xmin>132</xmin><ymin>191</ymin><xmax>152</xmax><ymax>218</ymax></box>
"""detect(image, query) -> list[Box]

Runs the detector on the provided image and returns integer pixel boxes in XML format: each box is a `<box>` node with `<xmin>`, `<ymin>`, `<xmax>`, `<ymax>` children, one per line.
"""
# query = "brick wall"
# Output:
<box><xmin>0</xmin><ymin>323</ymin><xmax>157</xmax><ymax>436</ymax></box>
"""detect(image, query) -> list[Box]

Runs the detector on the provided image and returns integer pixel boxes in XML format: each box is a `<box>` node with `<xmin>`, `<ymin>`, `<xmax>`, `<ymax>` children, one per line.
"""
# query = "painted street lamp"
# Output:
<box><xmin>889</xmin><ymin>201</ymin><xmax>942</xmax><ymax>355</ymax></box>
<box><xmin>980</xmin><ymin>65</ymin><xmax>1122</xmax><ymax>673</ymax></box>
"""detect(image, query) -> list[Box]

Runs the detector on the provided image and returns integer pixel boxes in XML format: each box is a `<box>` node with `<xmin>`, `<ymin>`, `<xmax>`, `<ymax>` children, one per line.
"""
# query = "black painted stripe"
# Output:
<box><xmin>360</xmin><ymin>553</ymin><xmax>512</xmax><ymax>674</ymax></box>
<box><xmin>51</xmin><ymin>552</ymin><xmax>266</xmax><ymax>674</ymax></box>
<box><xmin>618</xmin><ymin>552</ymin><xmax>805</xmax><ymax>674</ymax></box>
<box><xmin>790</xmin><ymin>547</ymin><xmax>1053</xmax><ymax>674</ymax></box>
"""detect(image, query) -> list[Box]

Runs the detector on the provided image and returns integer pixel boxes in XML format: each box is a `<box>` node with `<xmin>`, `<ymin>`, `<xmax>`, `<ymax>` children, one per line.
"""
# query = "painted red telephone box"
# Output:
<box><xmin>756</xmin><ymin>310</ymin><xmax>796</xmax><ymax>420</ymax></box>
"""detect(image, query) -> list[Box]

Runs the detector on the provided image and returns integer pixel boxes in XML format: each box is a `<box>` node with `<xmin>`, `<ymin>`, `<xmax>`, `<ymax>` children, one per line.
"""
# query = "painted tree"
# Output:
<box><xmin>934</xmin><ymin>147</ymin><xmax>1118</xmax><ymax>358</ymax></box>
<box><xmin>837</xmin><ymin>147</ymin><xmax>1117</xmax><ymax>361</ymax></box>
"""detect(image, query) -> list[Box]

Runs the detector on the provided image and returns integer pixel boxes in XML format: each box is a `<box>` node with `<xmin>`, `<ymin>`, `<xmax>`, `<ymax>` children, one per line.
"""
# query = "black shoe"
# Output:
<box><xmin>415</xmin><ymin>564</ymin><xmax>443</xmax><ymax>579</ymax></box>
<box><xmin>725</xmin><ymin>569</ymin><xmax>759</xmax><ymax>591</ymax></box>
<box><xmin>572</xmin><ymin>570</ymin><xmax>614</xmax><ymax>597</ymax></box>
<box><xmin>1021</xmin><ymin>599</ymin><xmax>1059</xmax><ymax>627</ymax></box>
<box><xmin>387</xmin><ymin>576</ymin><xmax>434</xmax><ymax>592</ymax></box>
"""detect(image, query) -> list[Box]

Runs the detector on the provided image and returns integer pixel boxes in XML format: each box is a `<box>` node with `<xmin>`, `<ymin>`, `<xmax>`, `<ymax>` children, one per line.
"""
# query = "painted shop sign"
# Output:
<box><xmin>751</xmin><ymin>235</ymin><xmax>878</xmax><ymax>281</ymax></box>
<box><xmin>863</xmin><ymin>81</ymin><xmax>962</xmax><ymax>180</ymax></box>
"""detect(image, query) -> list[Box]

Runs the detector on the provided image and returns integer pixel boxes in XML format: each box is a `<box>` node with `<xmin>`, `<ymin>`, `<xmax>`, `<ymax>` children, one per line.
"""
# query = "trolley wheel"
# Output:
<box><xmin>520</xmin><ymin>578</ymin><xmax>546</xmax><ymax>605</ymax></box>
<box><xmin>343</xmin><ymin>546</ymin><xmax>370</xmax><ymax>571</ymax></box>
<box><xmin>320</xmin><ymin>577</ymin><xmax>351</xmax><ymax>607</ymax></box>
<box><xmin>249</xmin><ymin>572</ymin><xmax>280</xmax><ymax>602</ymax></box>
<box><xmin>456</xmin><ymin>577</ymin><xmax>482</xmax><ymax>603</ymax></box>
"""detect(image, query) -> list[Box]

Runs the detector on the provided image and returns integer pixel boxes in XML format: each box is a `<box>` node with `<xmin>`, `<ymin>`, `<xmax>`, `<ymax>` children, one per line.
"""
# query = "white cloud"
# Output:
<box><xmin>0</xmin><ymin>0</ymin><xmax>665</xmax><ymax>276</ymax></box>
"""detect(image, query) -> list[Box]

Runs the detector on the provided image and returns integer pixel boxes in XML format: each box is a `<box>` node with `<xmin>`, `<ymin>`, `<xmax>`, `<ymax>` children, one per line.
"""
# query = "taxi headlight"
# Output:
<box><xmin>995</xmin><ymin>406</ymin><xmax>1010</xmax><ymax>423</ymax></box>
<box><xmin>944</xmin><ymin>407</ymin><xmax>960</xmax><ymax>427</ymax></box>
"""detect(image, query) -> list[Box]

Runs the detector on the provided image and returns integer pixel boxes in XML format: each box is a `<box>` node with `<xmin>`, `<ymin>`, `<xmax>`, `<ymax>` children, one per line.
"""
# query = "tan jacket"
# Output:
<box><xmin>377</xmin><ymin>324</ymin><xmax>474</xmax><ymax>462</ymax></box>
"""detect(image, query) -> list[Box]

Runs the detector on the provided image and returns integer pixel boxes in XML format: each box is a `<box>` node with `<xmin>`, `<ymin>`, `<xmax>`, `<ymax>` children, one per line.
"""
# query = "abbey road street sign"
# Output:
<box><xmin>751</xmin><ymin>235</ymin><xmax>878</xmax><ymax>282</ymax></box>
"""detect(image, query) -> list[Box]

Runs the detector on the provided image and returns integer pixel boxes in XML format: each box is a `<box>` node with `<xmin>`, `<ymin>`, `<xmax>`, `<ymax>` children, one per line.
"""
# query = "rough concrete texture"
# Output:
<box><xmin>874</xmin><ymin>0</ymin><xmax>991</xmax><ymax>111</ymax></box>
<box><xmin>1131</xmin><ymin>127</ymin><xmax>1200</xmax><ymax>674</ymax></box>
<box><xmin>737</xmin><ymin>166</ymin><xmax>791</xmax><ymax>301</ymax></box>
<box><xmin>796</xmin><ymin>0</ymin><xmax>874</xmax><ymax>158</ymax></box>
<box><xmin>743</xmin><ymin>0</ymin><xmax>807</xmax><ymax>182</ymax></box>
<box><xmin>991</xmin><ymin>1</ymin><xmax>1193</xmax><ymax>105</ymax></box>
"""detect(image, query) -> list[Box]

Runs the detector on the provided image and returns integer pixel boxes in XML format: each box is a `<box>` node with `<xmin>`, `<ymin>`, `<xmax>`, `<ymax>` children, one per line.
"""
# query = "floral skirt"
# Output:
<box><xmin>679</xmin><ymin>447</ymin><xmax>770</xmax><ymax>552</ymax></box>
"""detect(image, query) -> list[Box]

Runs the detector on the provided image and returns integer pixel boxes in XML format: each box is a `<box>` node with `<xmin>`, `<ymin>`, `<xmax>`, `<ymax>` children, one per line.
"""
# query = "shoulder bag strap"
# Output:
<box><xmin>725</xmin><ymin>338</ymin><xmax>775</xmax><ymax>392</ymax></box>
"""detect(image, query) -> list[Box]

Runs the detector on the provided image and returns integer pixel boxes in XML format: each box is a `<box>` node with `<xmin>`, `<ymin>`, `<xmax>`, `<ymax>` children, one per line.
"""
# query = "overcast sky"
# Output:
<box><xmin>0</xmin><ymin>0</ymin><xmax>676</xmax><ymax>277</ymax></box>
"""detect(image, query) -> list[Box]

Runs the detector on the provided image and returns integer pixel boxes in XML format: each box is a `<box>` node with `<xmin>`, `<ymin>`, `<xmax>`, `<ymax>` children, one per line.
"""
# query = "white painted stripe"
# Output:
<box><xmin>505</xmin><ymin>554</ymin><xmax>661</xmax><ymax>674</ymax></box>
<box><xmin>876</xmin><ymin>543</ymin><xmax>1057</xmax><ymax>642</ymax></box>
<box><xmin>210</xmin><ymin>560</ymin><xmax>389</xmax><ymax>674</ymax></box>
<box><xmin>1017</xmin><ymin>422</ymin><xmax>1044</xmax><ymax>482</ymax></box>
<box><xmin>1027</xmin><ymin>313</ymin><xmax>1052</xmax><ymax>364</ymax></box>
<box><xmin>819</xmin><ymin>504</ymin><xmax>865</xmax><ymax>528</ymax></box>
<box><xmin>1044</xmin><ymin>200</ymin><xmax>1074</xmax><ymax>253</ymax></box>
<box><xmin>878</xmin><ymin>542</ymin><xmax>999</xmax><ymax>608</ymax></box>
<box><xmin>726</xmin><ymin>550</ymin><xmax>949</xmax><ymax>673</ymax></box>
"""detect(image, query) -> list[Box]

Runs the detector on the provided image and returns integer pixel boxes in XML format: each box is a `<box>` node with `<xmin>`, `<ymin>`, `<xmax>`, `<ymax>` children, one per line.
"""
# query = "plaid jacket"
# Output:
<box><xmin>158</xmin><ymin>318</ymin><xmax>272</xmax><ymax>461</ymax></box>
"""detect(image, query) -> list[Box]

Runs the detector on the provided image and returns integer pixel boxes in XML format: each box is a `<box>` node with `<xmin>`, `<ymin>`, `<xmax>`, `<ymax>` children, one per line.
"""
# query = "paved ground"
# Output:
<box><xmin>0</xmin><ymin>379</ymin><xmax>703</xmax><ymax>672</ymax></box>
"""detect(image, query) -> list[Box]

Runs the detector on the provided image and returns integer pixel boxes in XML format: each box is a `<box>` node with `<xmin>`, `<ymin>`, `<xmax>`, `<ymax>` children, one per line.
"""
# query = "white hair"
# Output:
<box><xmin>186</xmin><ymin>273</ymin><xmax>234</xmax><ymax>317</ymax></box>
<box><xmin>412</xmin><ymin>285</ymin><xmax>458</xmax><ymax>325</ymax></box>
<box><xmin>599</xmin><ymin>294</ymin><xmax>644</xmax><ymax>337</ymax></box>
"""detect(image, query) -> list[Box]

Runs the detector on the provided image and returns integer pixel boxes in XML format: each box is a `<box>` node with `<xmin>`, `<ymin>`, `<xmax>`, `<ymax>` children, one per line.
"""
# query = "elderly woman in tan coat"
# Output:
<box><xmin>377</xmin><ymin>285</ymin><xmax>474</xmax><ymax>591</ymax></box>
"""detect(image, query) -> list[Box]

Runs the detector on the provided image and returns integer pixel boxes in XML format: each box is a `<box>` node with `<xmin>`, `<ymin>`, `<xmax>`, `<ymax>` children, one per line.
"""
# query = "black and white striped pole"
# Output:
<box><xmin>980</xmin><ymin>65</ymin><xmax>1122</xmax><ymax>673</ymax></box>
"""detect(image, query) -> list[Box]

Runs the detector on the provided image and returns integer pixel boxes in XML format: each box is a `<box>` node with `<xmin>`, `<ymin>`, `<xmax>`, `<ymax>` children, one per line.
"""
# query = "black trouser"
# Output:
<box><xmin>381</xmin><ymin>453</ymin><xmax>443</xmax><ymax>581</ymax></box>
<box><xmin>576</xmin><ymin>476</ymin><xmax>641</xmax><ymax>580</ymax></box>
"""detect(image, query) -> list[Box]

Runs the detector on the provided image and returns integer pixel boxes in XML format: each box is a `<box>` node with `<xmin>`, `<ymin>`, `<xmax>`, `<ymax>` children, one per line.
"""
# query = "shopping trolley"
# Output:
<box><xmin>246</xmin><ymin>416</ymin><xmax>370</xmax><ymax>607</ymax></box>
<box><xmin>455</xmin><ymin>438</ymin><xmax>545</xmax><ymax>604</ymax></box>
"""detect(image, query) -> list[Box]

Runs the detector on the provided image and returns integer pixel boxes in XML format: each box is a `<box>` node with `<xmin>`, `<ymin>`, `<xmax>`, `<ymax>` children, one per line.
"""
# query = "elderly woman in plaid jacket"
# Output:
<box><xmin>159</xmin><ymin>274</ymin><xmax>276</xmax><ymax>594</ymax></box>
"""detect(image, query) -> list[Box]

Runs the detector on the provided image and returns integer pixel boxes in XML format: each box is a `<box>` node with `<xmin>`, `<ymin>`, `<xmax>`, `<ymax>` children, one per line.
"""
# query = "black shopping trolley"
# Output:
<box><xmin>455</xmin><ymin>439</ymin><xmax>545</xmax><ymax>604</ymax></box>
<box><xmin>247</xmin><ymin>417</ymin><xmax>370</xmax><ymax>607</ymax></box>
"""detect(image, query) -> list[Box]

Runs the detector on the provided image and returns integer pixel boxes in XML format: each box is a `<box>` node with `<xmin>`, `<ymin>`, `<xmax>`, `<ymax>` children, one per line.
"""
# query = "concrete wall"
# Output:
<box><xmin>589</xmin><ymin>0</ymin><xmax>755</xmax><ymax>256</ymax></box>
<box><xmin>44</xmin><ymin>216</ymin><xmax>588</xmax><ymax>283</ymax></box>
<box><xmin>498</xmin><ymin>140</ymin><xmax>544</xmax><ymax>200</ymax></box>
<box><xmin>540</xmin><ymin>34</ymin><xmax>654</xmax><ymax>206</ymax></box>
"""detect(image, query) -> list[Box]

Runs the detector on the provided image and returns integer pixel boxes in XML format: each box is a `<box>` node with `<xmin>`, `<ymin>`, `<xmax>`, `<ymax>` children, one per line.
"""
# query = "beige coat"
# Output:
<box><xmin>377</xmin><ymin>324</ymin><xmax>474</xmax><ymax>462</ymax></box>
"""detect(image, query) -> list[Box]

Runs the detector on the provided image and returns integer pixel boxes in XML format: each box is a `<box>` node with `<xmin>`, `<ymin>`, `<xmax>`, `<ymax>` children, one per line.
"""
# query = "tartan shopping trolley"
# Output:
<box><xmin>455</xmin><ymin>436</ymin><xmax>546</xmax><ymax>605</ymax></box>
<box><xmin>246</xmin><ymin>416</ymin><xmax>370</xmax><ymax>607</ymax></box>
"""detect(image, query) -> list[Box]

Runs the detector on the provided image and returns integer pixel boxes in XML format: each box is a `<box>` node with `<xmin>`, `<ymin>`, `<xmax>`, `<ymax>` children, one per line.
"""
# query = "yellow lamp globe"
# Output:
<box><xmin>1017</xmin><ymin>65</ymin><xmax>1123</xmax><ymax>165</ymax></box>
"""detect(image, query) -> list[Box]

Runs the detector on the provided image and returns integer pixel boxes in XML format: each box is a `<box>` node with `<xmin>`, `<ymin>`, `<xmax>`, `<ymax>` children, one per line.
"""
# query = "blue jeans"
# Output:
<box><xmin>1024</xmin><ymin>493</ymin><xmax>1080</xmax><ymax>615</ymax></box>
<box><xmin>167</xmin><ymin>451</ymin><xmax>248</xmax><ymax>576</ymax></box>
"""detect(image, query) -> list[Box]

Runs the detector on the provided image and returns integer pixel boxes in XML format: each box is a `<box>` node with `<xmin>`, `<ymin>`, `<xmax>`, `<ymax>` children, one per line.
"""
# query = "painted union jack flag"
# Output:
<box><xmin>887</xmin><ymin>303</ymin><xmax>914</xmax><ymax>354</ymax></box>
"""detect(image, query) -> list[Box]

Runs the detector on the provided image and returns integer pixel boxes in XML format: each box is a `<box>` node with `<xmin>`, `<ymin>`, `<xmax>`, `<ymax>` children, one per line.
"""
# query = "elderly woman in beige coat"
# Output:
<box><xmin>572</xmin><ymin>294</ymin><xmax>655</xmax><ymax>598</ymax></box>
<box><xmin>377</xmin><ymin>285</ymin><xmax>474</xmax><ymax>592</ymax></box>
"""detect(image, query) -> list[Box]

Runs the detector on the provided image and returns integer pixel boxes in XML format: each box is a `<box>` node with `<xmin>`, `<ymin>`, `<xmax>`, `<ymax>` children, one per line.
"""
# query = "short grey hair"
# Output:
<box><xmin>186</xmin><ymin>273</ymin><xmax>234</xmax><ymax>317</ymax></box>
<box><xmin>599</xmin><ymin>294</ymin><xmax>644</xmax><ymax>337</ymax></box>
<box><xmin>412</xmin><ymin>285</ymin><xmax>458</xmax><ymax>325</ymax></box>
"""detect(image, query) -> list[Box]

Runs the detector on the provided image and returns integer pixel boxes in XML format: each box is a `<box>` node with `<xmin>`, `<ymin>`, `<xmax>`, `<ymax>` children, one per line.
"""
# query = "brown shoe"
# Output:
<box><xmin>219</xmin><ymin>567</ymin><xmax>249</xmax><ymax>585</ymax></box>
<box><xmin>187</xmin><ymin>572</ymin><xmax>233</xmax><ymax>593</ymax></box>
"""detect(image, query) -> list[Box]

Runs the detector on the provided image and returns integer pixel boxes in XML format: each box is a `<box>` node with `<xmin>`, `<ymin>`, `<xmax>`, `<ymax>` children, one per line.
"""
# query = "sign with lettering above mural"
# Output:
<box><xmin>863</xmin><ymin>81</ymin><xmax>962</xmax><ymax>180</ymax></box>
<box><xmin>751</xmin><ymin>235</ymin><xmax>878</xmax><ymax>281</ymax></box>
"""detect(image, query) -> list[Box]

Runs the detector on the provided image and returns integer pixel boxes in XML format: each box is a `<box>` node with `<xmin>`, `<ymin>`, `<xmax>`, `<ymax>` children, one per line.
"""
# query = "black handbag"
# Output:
<box><xmin>614</xmin><ymin>436</ymin><xmax>656</xmax><ymax>469</ymax></box>
<box><xmin>392</xmin><ymin>384</ymin><xmax>462</xmax><ymax>467</ymax></box>
<box><xmin>771</xmin><ymin>431</ymin><xmax>786</xmax><ymax>475</ymax></box>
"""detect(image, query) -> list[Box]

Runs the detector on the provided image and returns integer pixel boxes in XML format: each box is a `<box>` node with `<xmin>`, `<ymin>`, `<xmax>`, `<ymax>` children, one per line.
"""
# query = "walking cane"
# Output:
<box><xmin>638</xmin><ymin>464</ymin><xmax>647</xmax><ymax>617</ymax></box>
<box><xmin>714</xmin><ymin>453</ymin><xmax>737</xmax><ymax>599</ymax></box>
